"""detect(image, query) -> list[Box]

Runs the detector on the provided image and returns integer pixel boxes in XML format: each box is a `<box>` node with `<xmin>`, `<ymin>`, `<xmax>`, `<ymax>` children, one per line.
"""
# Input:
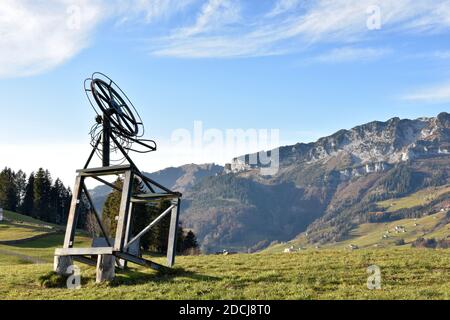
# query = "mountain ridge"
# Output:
<box><xmin>183</xmin><ymin>112</ymin><xmax>450</xmax><ymax>252</ymax></box>
<box><xmin>91</xmin><ymin>112</ymin><xmax>450</xmax><ymax>253</ymax></box>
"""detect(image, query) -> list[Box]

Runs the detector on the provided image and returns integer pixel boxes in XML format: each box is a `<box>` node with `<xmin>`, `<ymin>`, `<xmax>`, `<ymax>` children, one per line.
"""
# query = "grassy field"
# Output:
<box><xmin>0</xmin><ymin>210</ymin><xmax>63</xmax><ymax>242</ymax></box>
<box><xmin>3</xmin><ymin>210</ymin><xmax>62</xmax><ymax>228</ymax></box>
<box><xmin>0</xmin><ymin>234</ymin><xmax>92</xmax><ymax>265</ymax></box>
<box><xmin>266</xmin><ymin>187</ymin><xmax>450</xmax><ymax>254</ymax></box>
<box><xmin>1</xmin><ymin>211</ymin><xmax>450</xmax><ymax>300</ymax></box>
<box><xmin>377</xmin><ymin>185</ymin><xmax>450</xmax><ymax>212</ymax></box>
<box><xmin>0</xmin><ymin>221</ymin><xmax>50</xmax><ymax>242</ymax></box>
<box><xmin>0</xmin><ymin>248</ymin><xmax>449</xmax><ymax>299</ymax></box>
<box><xmin>265</xmin><ymin>211</ymin><xmax>450</xmax><ymax>253</ymax></box>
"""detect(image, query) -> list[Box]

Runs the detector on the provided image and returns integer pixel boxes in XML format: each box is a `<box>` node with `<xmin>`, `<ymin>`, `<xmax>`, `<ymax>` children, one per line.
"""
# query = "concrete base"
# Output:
<box><xmin>54</xmin><ymin>256</ymin><xmax>73</xmax><ymax>276</ymax></box>
<box><xmin>96</xmin><ymin>254</ymin><xmax>115</xmax><ymax>283</ymax></box>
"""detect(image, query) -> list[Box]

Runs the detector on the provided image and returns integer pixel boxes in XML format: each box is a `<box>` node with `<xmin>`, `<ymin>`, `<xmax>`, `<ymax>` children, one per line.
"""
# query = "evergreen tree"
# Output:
<box><xmin>0</xmin><ymin>167</ymin><xmax>72</xmax><ymax>225</ymax></box>
<box><xmin>77</xmin><ymin>192</ymin><xmax>90</xmax><ymax>230</ymax></box>
<box><xmin>20</xmin><ymin>173</ymin><xmax>35</xmax><ymax>215</ymax></box>
<box><xmin>130</xmin><ymin>179</ymin><xmax>153</xmax><ymax>250</ymax></box>
<box><xmin>15</xmin><ymin>170</ymin><xmax>27</xmax><ymax>206</ymax></box>
<box><xmin>50</xmin><ymin>178</ymin><xmax>71</xmax><ymax>224</ymax></box>
<box><xmin>59</xmin><ymin>185</ymin><xmax>71</xmax><ymax>225</ymax></box>
<box><xmin>100</xmin><ymin>178</ymin><xmax>193</xmax><ymax>254</ymax></box>
<box><xmin>0</xmin><ymin>167</ymin><xmax>19</xmax><ymax>211</ymax></box>
<box><xmin>151</xmin><ymin>200</ymin><xmax>172</xmax><ymax>253</ymax></box>
<box><xmin>182</xmin><ymin>230</ymin><xmax>199</xmax><ymax>253</ymax></box>
<box><xmin>102</xmin><ymin>178</ymin><xmax>123</xmax><ymax>237</ymax></box>
<box><xmin>33</xmin><ymin>168</ymin><xmax>52</xmax><ymax>221</ymax></box>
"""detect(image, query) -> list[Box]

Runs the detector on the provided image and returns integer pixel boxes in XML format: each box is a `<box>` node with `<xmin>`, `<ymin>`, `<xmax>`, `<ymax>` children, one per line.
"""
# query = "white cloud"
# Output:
<box><xmin>0</xmin><ymin>0</ymin><xmax>104</xmax><ymax>78</ymax></box>
<box><xmin>266</xmin><ymin>0</ymin><xmax>300</xmax><ymax>18</ymax></box>
<box><xmin>115</xmin><ymin>0</ymin><xmax>197</xmax><ymax>24</ymax></box>
<box><xmin>401</xmin><ymin>82</ymin><xmax>450</xmax><ymax>103</ymax></box>
<box><xmin>177</xmin><ymin>0</ymin><xmax>240</xmax><ymax>36</ymax></box>
<box><xmin>0</xmin><ymin>0</ymin><xmax>200</xmax><ymax>78</ymax></box>
<box><xmin>311</xmin><ymin>47</ymin><xmax>392</xmax><ymax>63</ymax></box>
<box><xmin>151</xmin><ymin>0</ymin><xmax>450</xmax><ymax>58</ymax></box>
<box><xmin>2</xmin><ymin>0</ymin><xmax>450</xmax><ymax>76</ymax></box>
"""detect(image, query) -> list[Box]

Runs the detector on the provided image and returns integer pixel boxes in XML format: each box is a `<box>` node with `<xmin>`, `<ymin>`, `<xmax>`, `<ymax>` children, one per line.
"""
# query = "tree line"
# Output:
<box><xmin>0</xmin><ymin>166</ymin><xmax>199</xmax><ymax>254</ymax></box>
<box><xmin>101</xmin><ymin>178</ymin><xmax>199</xmax><ymax>255</ymax></box>
<box><xmin>0</xmin><ymin>167</ymin><xmax>73</xmax><ymax>225</ymax></box>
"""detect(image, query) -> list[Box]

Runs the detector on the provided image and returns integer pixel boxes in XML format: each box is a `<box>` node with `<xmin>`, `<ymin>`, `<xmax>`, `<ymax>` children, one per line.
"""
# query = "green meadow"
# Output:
<box><xmin>0</xmin><ymin>210</ymin><xmax>449</xmax><ymax>300</ymax></box>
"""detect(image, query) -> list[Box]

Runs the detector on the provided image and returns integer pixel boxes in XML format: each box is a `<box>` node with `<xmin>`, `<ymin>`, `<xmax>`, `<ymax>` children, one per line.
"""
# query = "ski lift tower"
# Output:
<box><xmin>54</xmin><ymin>73</ymin><xmax>182</xmax><ymax>282</ymax></box>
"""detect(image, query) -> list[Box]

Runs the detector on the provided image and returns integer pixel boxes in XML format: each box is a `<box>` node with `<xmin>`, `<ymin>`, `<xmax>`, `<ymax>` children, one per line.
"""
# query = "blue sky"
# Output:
<box><xmin>0</xmin><ymin>0</ymin><xmax>449</xmax><ymax>185</ymax></box>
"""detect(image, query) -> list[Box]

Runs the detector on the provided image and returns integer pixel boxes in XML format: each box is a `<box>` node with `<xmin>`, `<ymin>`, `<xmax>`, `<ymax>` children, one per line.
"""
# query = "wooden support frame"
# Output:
<box><xmin>56</xmin><ymin>134</ymin><xmax>183</xmax><ymax>281</ymax></box>
<box><xmin>56</xmin><ymin>165</ymin><xmax>182</xmax><ymax>277</ymax></box>
<box><xmin>167</xmin><ymin>199</ymin><xmax>181</xmax><ymax>267</ymax></box>
<box><xmin>114</xmin><ymin>170</ymin><xmax>133</xmax><ymax>252</ymax></box>
<box><xmin>63</xmin><ymin>175</ymin><xmax>84</xmax><ymax>248</ymax></box>
<box><xmin>124</xmin><ymin>204</ymin><xmax>176</xmax><ymax>250</ymax></box>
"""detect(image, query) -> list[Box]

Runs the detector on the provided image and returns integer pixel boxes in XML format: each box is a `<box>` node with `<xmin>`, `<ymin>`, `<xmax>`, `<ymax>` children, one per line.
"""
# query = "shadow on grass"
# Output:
<box><xmin>8</xmin><ymin>234</ymin><xmax>64</xmax><ymax>249</ymax></box>
<box><xmin>110</xmin><ymin>267</ymin><xmax>221</xmax><ymax>287</ymax></box>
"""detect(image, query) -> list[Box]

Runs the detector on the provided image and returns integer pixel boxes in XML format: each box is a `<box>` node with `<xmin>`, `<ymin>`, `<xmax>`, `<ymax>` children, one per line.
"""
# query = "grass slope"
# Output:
<box><xmin>3</xmin><ymin>210</ymin><xmax>62</xmax><ymax>228</ymax></box>
<box><xmin>0</xmin><ymin>210</ymin><xmax>64</xmax><ymax>242</ymax></box>
<box><xmin>0</xmin><ymin>235</ymin><xmax>92</xmax><ymax>266</ymax></box>
<box><xmin>1</xmin><ymin>211</ymin><xmax>449</xmax><ymax>300</ymax></box>
<box><xmin>377</xmin><ymin>185</ymin><xmax>450</xmax><ymax>213</ymax></box>
<box><xmin>0</xmin><ymin>249</ymin><xmax>449</xmax><ymax>299</ymax></box>
<box><xmin>0</xmin><ymin>211</ymin><xmax>91</xmax><ymax>265</ymax></box>
<box><xmin>265</xmin><ymin>188</ymin><xmax>450</xmax><ymax>254</ymax></box>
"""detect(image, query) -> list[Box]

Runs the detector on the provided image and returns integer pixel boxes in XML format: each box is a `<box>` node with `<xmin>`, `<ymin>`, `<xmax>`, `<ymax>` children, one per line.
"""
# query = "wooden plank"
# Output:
<box><xmin>114</xmin><ymin>252</ymin><xmax>169</xmax><ymax>272</ymax></box>
<box><xmin>76</xmin><ymin>165</ymin><xmax>131</xmax><ymax>176</ymax></box>
<box><xmin>131</xmin><ymin>193</ymin><xmax>180</xmax><ymax>203</ymax></box>
<box><xmin>114</xmin><ymin>170</ymin><xmax>133</xmax><ymax>251</ymax></box>
<box><xmin>55</xmin><ymin>247</ymin><xmax>113</xmax><ymax>256</ymax></box>
<box><xmin>63</xmin><ymin>175</ymin><xmax>83</xmax><ymax>248</ymax></box>
<box><xmin>96</xmin><ymin>254</ymin><xmax>115</xmax><ymax>283</ymax></box>
<box><xmin>167</xmin><ymin>199</ymin><xmax>180</xmax><ymax>267</ymax></box>
<box><xmin>73</xmin><ymin>256</ymin><xmax>97</xmax><ymax>266</ymax></box>
<box><xmin>124</xmin><ymin>203</ymin><xmax>133</xmax><ymax>247</ymax></box>
<box><xmin>91</xmin><ymin>176</ymin><xmax>122</xmax><ymax>192</ymax></box>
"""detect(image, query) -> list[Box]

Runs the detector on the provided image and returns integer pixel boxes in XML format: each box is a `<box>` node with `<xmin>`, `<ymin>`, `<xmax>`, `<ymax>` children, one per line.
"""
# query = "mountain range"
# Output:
<box><xmin>91</xmin><ymin>112</ymin><xmax>450</xmax><ymax>253</ymax></box>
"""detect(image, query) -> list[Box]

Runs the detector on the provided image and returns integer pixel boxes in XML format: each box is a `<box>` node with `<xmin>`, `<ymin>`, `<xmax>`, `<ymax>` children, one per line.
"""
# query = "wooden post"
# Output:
<box><xmin>96</xmin><ymin>254</ymin><xmax>115</xmax><ymax>283</ymax></box>
<box><xmin>120</xmin><ymin>203</ymin><xmax>134</xmax><ymax>269</ymax></box>
<box><xmin>63</xmin><ymin>175</ymin><xmax>84</xmax><ymax>248</ymax></box>
<box><xmin>167</xmin><ymin>199</ymin><xmax>180</xmax><ymax>267</ymax></box>
<box><xmin>114</xmin><ymin>170</ymin><xmax>133</xmax><ymax>252</ymax></box>
<box><xmin>54</xmin><ymin>256</ymin><xmax>73</xmax><ymax>276</ymax></box>
<box><xmin>124</xmin><ymin>203</ymin><xmax>133</xmax><ymax>249</ymax></box>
